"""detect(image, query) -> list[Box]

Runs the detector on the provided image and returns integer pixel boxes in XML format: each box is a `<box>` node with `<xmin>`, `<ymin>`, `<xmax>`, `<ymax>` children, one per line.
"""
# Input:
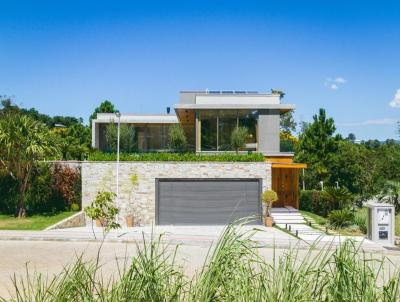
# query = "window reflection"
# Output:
<box><xmin>199</xmin><ymin>110</ymin><xmax>258</xmax><ymax>151</ymax></box>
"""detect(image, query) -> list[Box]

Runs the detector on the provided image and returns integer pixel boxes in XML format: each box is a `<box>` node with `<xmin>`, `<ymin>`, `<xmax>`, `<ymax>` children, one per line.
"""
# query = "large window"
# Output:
<box><xmin>218</xmin><ymin>110</ymin><xmax>238</xmax><ymax>151</ymax></box>
<box><xmin>200</xmin><ymin>111</ymin><xmax>218</xmax><ymax>151</ymax></box>
<box><xmin>101</xmin><ymin>123</ymin><xmax>173</xmax><ymax>153</ymax></box>
<box><xmin>199</xmin><ymin>110</ymin><xmax>258</xmax><ymax>151</ymax></box>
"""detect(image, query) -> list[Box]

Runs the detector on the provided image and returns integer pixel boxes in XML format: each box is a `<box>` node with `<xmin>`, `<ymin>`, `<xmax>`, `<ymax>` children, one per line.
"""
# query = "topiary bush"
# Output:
<box><xmin>262</xmin><ymin>190</ymin><xmax>278</xmax><ymax>217</ymax></box>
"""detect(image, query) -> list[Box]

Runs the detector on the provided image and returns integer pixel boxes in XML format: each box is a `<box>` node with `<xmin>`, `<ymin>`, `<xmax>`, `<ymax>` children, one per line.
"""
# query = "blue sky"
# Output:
<box><xmin>1</xmin><ymin>0</ymin><xmax>399</xmax><ymax>140</ymax></box>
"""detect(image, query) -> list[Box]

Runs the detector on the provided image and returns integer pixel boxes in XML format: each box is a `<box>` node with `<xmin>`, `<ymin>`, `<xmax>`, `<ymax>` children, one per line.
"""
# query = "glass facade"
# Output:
<box><xmin>200</xmin><ymin>111</ymin><xmax>218</xmax><ymax>151</ymax></box>
<box><xmin>100</xmin><ymin>123</ymin><xmax>173</xmax><ymax>152</ymax></box>
<box><xmin>199</xmin><ymin>110</ymin><xmax>258</xmax><ymax>151</ymax></box>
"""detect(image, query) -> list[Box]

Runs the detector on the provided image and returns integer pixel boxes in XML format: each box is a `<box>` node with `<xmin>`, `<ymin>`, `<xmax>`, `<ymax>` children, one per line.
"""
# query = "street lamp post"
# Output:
<box><xmin>115</xmin><ymin>111</ymin><xmax>121</xmax><ymax>222</ymax></box>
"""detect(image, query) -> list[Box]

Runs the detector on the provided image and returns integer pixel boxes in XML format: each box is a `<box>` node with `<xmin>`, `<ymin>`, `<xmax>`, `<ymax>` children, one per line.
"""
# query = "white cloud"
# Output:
<box><xmin>325</xmin><ymin>76</ymin><xmax>346</xmax><ymax>90</ymax></box>
<box><xmin>334</xmin><ymin>77</ymin><xmax>346</xmax><ymax>84</ymax></box>
<box><xmin>338</xmin><ymin>118</ymin><xmax>398</xmax><ymax>127</ymax></box>
<box><xmin>389</xmin><ymin>89</ymin><xmax>400</xmax><ymax>108</ymax></box>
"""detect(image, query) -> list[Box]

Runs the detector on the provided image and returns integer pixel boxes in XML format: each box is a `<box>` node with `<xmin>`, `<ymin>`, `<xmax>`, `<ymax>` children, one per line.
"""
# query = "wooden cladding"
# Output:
<box><xmin>271</xmin><ymin>168</ymin><xmax>299</xmax><ymax>208</ymax></box>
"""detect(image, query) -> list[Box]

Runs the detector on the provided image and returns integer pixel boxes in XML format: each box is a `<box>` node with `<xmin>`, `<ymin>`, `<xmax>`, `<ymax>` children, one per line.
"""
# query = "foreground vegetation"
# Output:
<box><xmin>3</xmin><ymin>224</ymin><xmax>400</xmax><ymax>301</ymax></box>
<box><xmin>0</xmin><ymin>212</ymin><xmax>75</xmax><ymax>230</ymax></box>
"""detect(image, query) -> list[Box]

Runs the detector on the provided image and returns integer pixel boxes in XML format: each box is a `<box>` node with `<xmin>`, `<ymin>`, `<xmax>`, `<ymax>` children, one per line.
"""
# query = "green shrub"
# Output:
<box><xmin>321</xmin><ymin>186</ymin><xmax>354</xmax><ymax>212</ymax></box>
<box><xmin>230</xmin><ymin>126</ymin><xmax>248</xmax><ymax>153</ymax></box>
<box><xmin>71</xmin><ymin>203</ymin><xmax>80</xmax><ymax>212</ymax></box>
<box><xmin>84</xmin><ymin>191</ymin><xmax>120</xmax><ymax>232</ymax></box>
<box><xmin>328</xmin><ymin>208</ymin><xmax>355</xmax><ymax>229</ymax></box>
<box><xmin>354</xmin><ymin>210</ymin><xmax>367</xmax><ymax>234</ymax></box>
<box><xmin>168</xmin><ymin>124</ymin><xmax>187</xmax><ymax>151</ymax></box>
<box><xmin>105</xmin><ymin>123</ymin><xmax>136</xmax><ymax>153</ymax></box>
<box><xmin>0</xmin><ymin>163</ymin><xmax>82</xmax><ymax>215</ymax></box>
<box><xmin>52</xmin><ymin>164</ymin><xmax>81</xmax><ymax>210</ymax></box>
<box><xmin>300</xmin><ymin>190</ymin><xmax>329</xmax><ymax>216</ymax></box>
<box><xmin>0</xmin><ymin>173</ymin><xmax>18</xmax><ymax>214</ymax></box>
<box><xmin>26</xmin><ymin>164</ymin><xmax>65</xmax><ymax>214</ymax></box>
<box><xmin>88</xmin><ymin>151</ymin><xmax>265</xmax><ymax>162</ymax></box>
<box><xmin>299</xmin><ymin>190</ymin><xmax>314</xmax><ymax>212</ymax></box>
<box><xmin>280</xmin><ymin>139</ymin><xmax>295</xmax><ymax>152</ymax></box>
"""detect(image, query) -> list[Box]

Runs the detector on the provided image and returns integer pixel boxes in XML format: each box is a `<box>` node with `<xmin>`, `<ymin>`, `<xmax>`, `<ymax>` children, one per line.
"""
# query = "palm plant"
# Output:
<box><xmin>379</xmin><ymin>180</ymin><xmax>400</xmax><ymax>213</ymax></box>
<box><xmin>0</xmin><ymin>114</ymin><xmax>60</xmax><ymax>217</ymax></box>
<box><xmin>321</xmin><ymin>186</ymin><xmax>353</xmax><ymax>213</ymax></box>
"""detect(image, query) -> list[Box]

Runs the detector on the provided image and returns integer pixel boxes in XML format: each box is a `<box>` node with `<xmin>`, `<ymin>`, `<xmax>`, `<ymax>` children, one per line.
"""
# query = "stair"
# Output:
<box><xmin>271</xmin><ymin>207</ymin><xmax>324</xmax><ymax>237</ymax></box>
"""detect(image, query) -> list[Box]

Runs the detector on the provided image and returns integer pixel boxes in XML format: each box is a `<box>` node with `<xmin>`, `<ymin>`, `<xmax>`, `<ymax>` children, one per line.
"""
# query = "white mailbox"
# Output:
<box><xmin>366</xmin><ymin>203</ymin><xmax>395</xmax><ymax>245</ymax></box>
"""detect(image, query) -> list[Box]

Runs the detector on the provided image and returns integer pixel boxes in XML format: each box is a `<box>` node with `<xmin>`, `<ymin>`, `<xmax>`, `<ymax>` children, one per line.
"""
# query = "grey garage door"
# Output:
<box><xmin>156</xmin><ymin>179</ymin><xmax>262</xmax><ymax>225</ymax></box>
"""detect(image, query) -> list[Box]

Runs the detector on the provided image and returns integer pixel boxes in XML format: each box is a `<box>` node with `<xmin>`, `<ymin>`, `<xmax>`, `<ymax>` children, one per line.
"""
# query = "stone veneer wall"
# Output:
<box><xmin>82</xmin><ymin>162</ymin><xmax>271</xmax><ymax>226</ymax></box>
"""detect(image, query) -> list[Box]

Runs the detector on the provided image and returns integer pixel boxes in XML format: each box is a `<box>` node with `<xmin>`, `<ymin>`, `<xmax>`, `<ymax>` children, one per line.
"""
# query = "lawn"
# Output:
<box><xmin>300</xmin><ymin>209</ymin><xmax>365</xmax><ymax>236</ymax></box>
<box><xmin>0</xmin><ymin>212</ymin><xmax>75</xmax><ymax>230</ymax></box>
<box><xmin>396</xmin><ymin>215</ymin><xmax>400</xmax><ymax>237</ymax></box>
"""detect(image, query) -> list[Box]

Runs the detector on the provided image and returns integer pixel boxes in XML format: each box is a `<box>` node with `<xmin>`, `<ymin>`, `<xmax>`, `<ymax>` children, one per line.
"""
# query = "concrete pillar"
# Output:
<box><xmin>195</xmin><ymin>112</ymin><xmax>201</xmax><ymax>152</ymax></box>
<box><xmin>257</xmin><ymin>109</ymin><xmax>280</xmax><ymax>153</ymax></box>
<box><xmin>91</xmin><ymin>121</ymin><xmax>100</xmax><ymax>149</ymax></box>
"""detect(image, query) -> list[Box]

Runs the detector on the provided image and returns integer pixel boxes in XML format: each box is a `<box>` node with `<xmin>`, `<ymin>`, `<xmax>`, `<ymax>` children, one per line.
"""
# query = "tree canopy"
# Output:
<box><xmin>89</xmin><ymin>100</ymin><xmax>117</xmax><ymax>127</ymax></box>
<box><xmin>0</xmin><ymin>114</ymin><xmax>61</xmax><ymax>216</ymax></box>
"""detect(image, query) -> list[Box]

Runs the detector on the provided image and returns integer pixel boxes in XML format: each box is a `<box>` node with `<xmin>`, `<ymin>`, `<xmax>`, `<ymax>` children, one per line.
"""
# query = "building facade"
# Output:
<box><xmin>88</xmin><ymin>90</ymin><xmax>306</xmax><ymax>226</ymax></box>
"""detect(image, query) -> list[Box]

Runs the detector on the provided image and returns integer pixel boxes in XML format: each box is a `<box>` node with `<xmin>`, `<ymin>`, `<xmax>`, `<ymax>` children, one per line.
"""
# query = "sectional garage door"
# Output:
<box><xmin>156</xmin><ymin>179</ymin><xmax>262</xmax><ymax>225</ymax></box>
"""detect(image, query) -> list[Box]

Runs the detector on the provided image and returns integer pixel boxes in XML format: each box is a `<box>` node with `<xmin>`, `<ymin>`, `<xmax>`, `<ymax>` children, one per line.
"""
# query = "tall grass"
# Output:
<box><xmin>2</xmin><ymin>224</ymin><xmax>400</xmax><ymax>302</ymax></box>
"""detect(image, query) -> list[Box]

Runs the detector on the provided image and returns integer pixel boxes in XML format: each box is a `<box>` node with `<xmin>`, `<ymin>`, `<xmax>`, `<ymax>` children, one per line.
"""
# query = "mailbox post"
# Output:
<box><xmin>366</xmin><ymin>203</ymin><xmax>395</xmax><ymax>246</ymax></box>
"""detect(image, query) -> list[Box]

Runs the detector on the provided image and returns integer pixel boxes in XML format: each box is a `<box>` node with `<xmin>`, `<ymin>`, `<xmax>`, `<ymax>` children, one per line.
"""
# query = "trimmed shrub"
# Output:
<box><xmin>88</xmin><ymin>151</ymin><xmax>265</xmax><ymax>162</ymax></box>
<box><xmin>299</xmin><ymin>190</ymin><xmax>314</xmax><ymax>212</ymax></box>
<box><xmin>328</xmin><ymin>208</ymin><xmax>355</xmax><ymax>229</ymax></box>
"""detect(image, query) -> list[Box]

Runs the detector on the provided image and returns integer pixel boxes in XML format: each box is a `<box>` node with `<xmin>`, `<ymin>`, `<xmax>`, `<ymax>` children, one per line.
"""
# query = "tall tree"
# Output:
<box><xmin>169</xmin><ymin>124</ymin><xmax>188</xmax><ymax>151</ymax></box>
<box><xmin>0</xmin><ymin>114</ymin><xmax>60</xmax><ymax>217</ymax></box>
<box><xmin>280</xmin><ymin>111</ymin><xmax>297</xmax><ymax>134</ymax></box>
<box><xmin>295</xmin><ymin>108</ymin><xmax>341</xmax><ymax>188</ymax></box>
<box><xmin>346</xmin><ymin>133</ymin><xmax>356</xmax><ymax>143</ymax></box>
<box><xmin>89</xmin><ymin>100</ymin><xmax>116</xmax><ymax>127</ymax></box>
<box><xmin>105</xmin><ymin>123</ymin><xmax>136</xmax><ymax>152</ymax></box>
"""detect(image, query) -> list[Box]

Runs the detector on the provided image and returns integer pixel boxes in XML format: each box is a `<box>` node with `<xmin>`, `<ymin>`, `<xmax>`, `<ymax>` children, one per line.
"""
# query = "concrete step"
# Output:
<box><xmin>273</xmin><ymin>218</ymin><xmax>306</xmax><ymax>223</ymax></box>
<box><xmin>270</xmin><ymin>212</ymin><xmax>303</xmax><ymax>216</ymax></box>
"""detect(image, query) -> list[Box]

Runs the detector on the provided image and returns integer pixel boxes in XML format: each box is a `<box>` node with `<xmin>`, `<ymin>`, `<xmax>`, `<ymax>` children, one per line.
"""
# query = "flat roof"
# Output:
<box><xmin>94</xmin><ymin>113</ymin><xmax>178</xmax><ymax>124</ymax></box>
<box><xmin>174</xmin><ymin>103</ymin><xmax>295</xmax><ymax>111</ymax></box>
<box><xmin>180</xmin><ymin>90</ymin><xmax>275</xmax><ymax>95</ymax></box>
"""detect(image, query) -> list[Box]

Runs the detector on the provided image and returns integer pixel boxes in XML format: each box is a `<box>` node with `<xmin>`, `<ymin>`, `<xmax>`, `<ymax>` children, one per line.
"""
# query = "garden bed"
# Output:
<box><xmin>88</xmin><ymin>151</ymin><xmax>265</xmax><ymax>162</ymax></box>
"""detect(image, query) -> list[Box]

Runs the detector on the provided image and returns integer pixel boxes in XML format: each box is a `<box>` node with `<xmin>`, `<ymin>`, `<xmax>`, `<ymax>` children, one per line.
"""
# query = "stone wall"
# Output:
<box><xmin>82</xmin><ymin>161</ymin><xmax>271</xmax><ymax>226</ymax></box>
<box><xmin>45</xmin><ymin>211</ymin><xmax>86</xmax><ymax>230</ymax></box>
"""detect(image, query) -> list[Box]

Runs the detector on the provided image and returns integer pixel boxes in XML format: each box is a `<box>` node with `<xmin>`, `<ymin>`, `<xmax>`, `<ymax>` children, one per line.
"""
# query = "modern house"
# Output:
<box><xmin>86</xmin><ymin>90</ymin><xmax>306</xmax><ymax>226</ymax></box>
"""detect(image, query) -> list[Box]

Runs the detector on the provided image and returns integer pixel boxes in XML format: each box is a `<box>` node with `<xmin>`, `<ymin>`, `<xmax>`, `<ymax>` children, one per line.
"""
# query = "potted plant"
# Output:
<box><xmin>125</xmin><ymin>211</ymin><xmax>135</xmax><ymax>227</ymax></box>
<box><xmin>84</xmin><ymin>191</ymin><xmax>120</xmax><ymax>232</ymax></box>
<box><xmin>262</xmin><ymin>189</ymin><xmax>278</xmax><ymax>227</ymax></box>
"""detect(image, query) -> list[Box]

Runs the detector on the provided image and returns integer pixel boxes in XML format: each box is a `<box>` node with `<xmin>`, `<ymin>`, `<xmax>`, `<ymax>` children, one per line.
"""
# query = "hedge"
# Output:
<box><xmin>88</xmin><ymin>151</ymin><xmax>265</xmax><ymax>162</ymax></box>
